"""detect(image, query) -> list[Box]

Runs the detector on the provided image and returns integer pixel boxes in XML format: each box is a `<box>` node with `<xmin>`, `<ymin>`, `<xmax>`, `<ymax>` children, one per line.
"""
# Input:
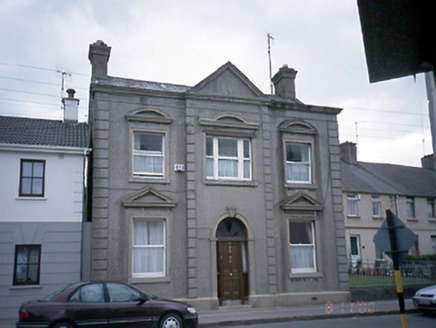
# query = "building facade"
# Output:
<box><xmin>88</xmin><ymin>40</ymin><xmax>349</xmax><ymax>309</ymax></box>
<box><xmin>0</xmin><ymin>92</ymin><xmax>90</xmax><ymax>319</ymax></box>
<box><xmin>341</xmin><ymin>142</ymin><xmax>436</xmax><ymax>266</ymax></box>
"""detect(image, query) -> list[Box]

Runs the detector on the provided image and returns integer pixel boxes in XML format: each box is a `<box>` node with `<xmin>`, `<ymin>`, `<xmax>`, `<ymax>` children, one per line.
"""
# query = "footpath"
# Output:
<box><xmin>0</xmin><ymin>299</ymin><xmax>418</xmax><ymax>328</ymax></box>
<box><xmin>197</xmin><ymin>298</ymin><xmax>418</xmax><ymax>327</ymax></box>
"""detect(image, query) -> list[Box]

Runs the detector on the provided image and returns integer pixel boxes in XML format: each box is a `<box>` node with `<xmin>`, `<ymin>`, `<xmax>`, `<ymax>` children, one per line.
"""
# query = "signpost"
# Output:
<box><xmin>373</xmin><ymin>210</ymin><xmax>417</xmax><ymax>328</ymax></box>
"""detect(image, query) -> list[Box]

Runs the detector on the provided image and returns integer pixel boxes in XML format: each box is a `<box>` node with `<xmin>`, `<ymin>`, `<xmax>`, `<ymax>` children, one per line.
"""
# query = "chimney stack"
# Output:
<box><xmin>88</xmin><ymin>40</ymin><xmax>111</xmax><ymax>78</ymax></box>
<box><xmin>62</xmin><ymin>88</ymin><xmax>79</xmax><ymax>123</ymax></box>
<box><xmin>272</xmin><ymin>64</ymin><xmax>297</xmax><ymax>99</ymax></box>
<box><xmin>340</xmin><ymin>142</ymin><xmax>358</xmax><ymax>164</ymax></box>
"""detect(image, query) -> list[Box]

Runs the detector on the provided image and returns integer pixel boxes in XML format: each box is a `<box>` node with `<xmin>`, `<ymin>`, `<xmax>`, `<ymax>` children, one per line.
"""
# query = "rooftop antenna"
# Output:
<box><xmin>267</xmin><ymin>33</ymin><xmax>274</xmax><ymax>94</ymax></box>
<box><xmin>56</xmin><ymin>69</ymin><xmax>72</xmax><ymax>110</ymax></box>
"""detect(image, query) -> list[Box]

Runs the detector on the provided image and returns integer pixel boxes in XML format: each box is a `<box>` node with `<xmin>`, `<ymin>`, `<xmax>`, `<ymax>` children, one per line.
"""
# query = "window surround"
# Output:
<box><xmin>281</xmin><ymin>193</ymin><xmax>323</xmax><ymax>279</ymax></box>
<box><xmin>205</xmin><ymin>136</ymin><xmax>252</xmax><ymax>181</ymax></box>
<box><xmin>284</xmin><ymin>140</ymin><xmax>313</xmax><ymax>185</ymax></box>
<box><xmin>279</xmin><ymin>120</ymin><xmax>317</xmax><ymax>189</ymax></box>
<box><xmin>346</xmin><ymin>194</ymin><xmax>359</xmax><ymax>218</ymax></box>
<box><xmin>200</xmin><ymin>114</ymin><xmax>259</xmax><ymax>186</ymax></box>
<box><xmin>128</xmin><ymin>215</ymin><xmax>171</xmax><ymax>284</ymax></box>
<box><xmin>129</xmin><ymin>128</ymin><xmax>170</xmax><ymax>183</ymax></box>
<box><xmin>406</xmin><ymin>196</ymin><xmax>415</xmax><ymax>219</ymax></box>
<box><xmin>19</xmin><ymin>159</ymin><xmax>45</xmax><ymax>197</ymax></box>
<box><xmin>371</xmin><ymin>195</ymin><xmax>382</xmax><ymax>218</ymax></box>
<box><xmin>13</xmin><ymin>245</ymin><xmax>41</xmax><ymax>286</ymax></box>
<box><xmin>287</xmin><ymin>215</ymin><xmax>322</xmax><ymax>278</ymax></box>
<box><xmin>428</xmin><ymin>198</ymin><xmax>435</xmax><ymax>220</ymax></box>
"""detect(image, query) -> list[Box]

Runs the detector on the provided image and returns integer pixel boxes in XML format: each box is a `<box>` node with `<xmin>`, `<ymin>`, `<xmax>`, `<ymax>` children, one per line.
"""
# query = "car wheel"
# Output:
<box><xmin>160</xmin><ymin>313</ymin><xmax>183</xmax><ymax>328</ymax></box>
<box><xmin>53</xmin><ymin>322</ymin><xmax>73</xmax><ymax>328</ymax></box>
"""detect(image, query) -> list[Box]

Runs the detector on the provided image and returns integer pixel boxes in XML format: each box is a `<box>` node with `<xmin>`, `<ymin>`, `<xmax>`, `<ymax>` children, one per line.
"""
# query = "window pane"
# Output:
<box><xmin>22</xmin><ymin>162</ymin><xmax>33</xmax><ymax>177</ymax></box>
<box><xmin>243</xmin><ymin>140</ymin><xmax>250</xmax><ymax>158</ymax></box>
<box><xmin>287</xmin><ymin>163</ymin><xmax>309</xmax><ymax>182</ymax></box>
<box><xmin>17</xmin><ymin>247</ymin><xmax>29</xmax><ymax>264</ymax></box>
<box><xmin>107</xmin><ymin>283</ymin><xmax>141</xmax><ymax>302</ymax></box>
<box><xmin>290</xmin><ymin>222</ymin><xmax>312</xmax><ymax>244</ymax></box>
<box><xmin>32</xmin><ymin>178</ymin><xmax>43</xmax><ymax>195</ymax></box>
<box><xmin>243</xmin><ymin>160</ymin><xmax>250</xmax><ymax>179</ymax></box>
<box><xmin>206</xmin><ymin>137</ymin><xmax>213</xmax><ymax>156</ymax></box>
<box><xmin>21</xmin><ymin>178</ymin><xmax>32</xmax><ymax>194</ymax></box>
<box><xmin>286</xmin><ymin>144</ymin><xmax>309</xmax><ymax>162</ymax></box>
<box><xmin>133</xmin><ymin>248</ymin><xmax>164</xmax><ymax>274</ymax></box>
<box><xmin>206</xmin><ymin>158</ymin><xmax>214</xmax><ymax>177</ymax></box>
<box><xmin>33</xmin><ymin>162</ymin><xmax>44</xmax><ymax>177</ymax></box>
<box><xmin>133</xmin><ymin>156</ymin><xmax>163</xmax><ymax>174</ymax></box>
<box><xmin>290</xmin><ymin>245</ymin><xmax>314</xmax><ymax>269</ymax></box>
<box><xmin>218</xmin><ymin>159</ymin><xmax>237</xmax><ymax>177</ymax></box>
<box><xmin>218</xmin><ymin>138</ymin><xmax>237</xmax><ymax>157</ymax></box>
<box><xmin>80</xmin><ymin>284</ymin><xmax>105</xmax><ymax>302</ymax></box>
<box><xmin>135</xmin><ymin>133</ymin><xmax>162</xmax><ymax>152</ymax></box>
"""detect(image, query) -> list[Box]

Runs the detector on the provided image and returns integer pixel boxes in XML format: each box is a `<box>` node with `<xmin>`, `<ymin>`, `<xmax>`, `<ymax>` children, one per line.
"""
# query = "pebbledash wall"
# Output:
<box><xmin>88</xmin><ymin>40</ymin><xmax>349</xmax><ymax>310</ymax></box>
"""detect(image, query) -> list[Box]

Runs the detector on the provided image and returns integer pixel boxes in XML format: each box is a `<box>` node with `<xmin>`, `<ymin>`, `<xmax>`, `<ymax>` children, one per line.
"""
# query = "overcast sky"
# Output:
<box><xmin>0</xmin><ymin>0</ymin><xmax>432</xmax><ymax>167</ymax></box>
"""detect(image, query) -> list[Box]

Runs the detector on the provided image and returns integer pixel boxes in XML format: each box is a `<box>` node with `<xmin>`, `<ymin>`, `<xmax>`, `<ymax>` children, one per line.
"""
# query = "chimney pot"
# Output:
<box><xmin>66</xmin><ymin>88</ymin><xmax>76</xmax><ymax>98</ymax></box>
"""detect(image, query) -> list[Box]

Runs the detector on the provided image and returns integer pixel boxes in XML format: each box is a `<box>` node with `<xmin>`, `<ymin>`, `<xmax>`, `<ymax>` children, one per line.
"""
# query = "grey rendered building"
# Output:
<box><xmin>88</xmin><ymin>40</ymin><xmax>349</xmax><ymax>309</ymax></box>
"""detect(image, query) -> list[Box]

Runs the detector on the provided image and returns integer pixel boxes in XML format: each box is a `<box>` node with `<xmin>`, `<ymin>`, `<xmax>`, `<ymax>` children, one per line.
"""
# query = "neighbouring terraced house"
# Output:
<box><xmin>0</xmin><ymin>91</ymin><xmax>90</xmax><ymax>319</ymax></box>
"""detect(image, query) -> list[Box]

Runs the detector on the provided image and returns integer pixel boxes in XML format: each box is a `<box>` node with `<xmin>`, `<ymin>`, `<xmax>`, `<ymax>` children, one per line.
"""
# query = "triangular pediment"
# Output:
<box><xmin>188</xmin><ymin>62</ymin><xmax>265</xmax><ymax>99</ymax></box>
<box><xmin>122</xmin><ymin>187</ymin><xmax>176</xmax><ymax>208</ymax></box>
<box><xmin>281</xmin><ymin>192</ymin><xmax>323</xmax><ymax>211</ymax></box>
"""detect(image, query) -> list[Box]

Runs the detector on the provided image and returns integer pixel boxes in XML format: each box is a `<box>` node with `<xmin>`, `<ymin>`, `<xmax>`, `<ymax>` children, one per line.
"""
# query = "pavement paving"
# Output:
<box><xmin>0</xmin><ymin>298</ymin><xmax>419</xmax><ymax>328</ymax></box>
<box><xmin>197</xmin><ymin>299</ymin><xmax>418</xmax><ymax>327</ymax></box>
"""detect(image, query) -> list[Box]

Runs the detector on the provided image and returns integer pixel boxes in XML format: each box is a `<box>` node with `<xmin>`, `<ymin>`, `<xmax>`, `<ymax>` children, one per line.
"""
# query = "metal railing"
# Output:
<box><xmin>348</xmin><ymin>259</ymin><xmax>436</xmax><ymax>288</ymax></box>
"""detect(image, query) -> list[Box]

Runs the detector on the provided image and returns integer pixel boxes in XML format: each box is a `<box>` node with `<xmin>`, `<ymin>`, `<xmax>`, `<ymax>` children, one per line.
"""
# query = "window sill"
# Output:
<box><xmin>407</xmin><ymin>217</ymin><xmax>418</xmax><ymax>222</ymax></box>
<box><xmin>128</xmin><ymin>276</ymin><xmax>171</xmax><ymax>284</ymax></box>
<box><xmin>16</xmin><ymin>197</ymin><xmax>47</xmax><ymax>201</ymax></box>
<box><xmin>372</xmin><ymin>216</ymin><xmax>384</xmax><ymax>220</ymax></box>
<box><xmin>10</xmin><ymin>284</ymin><xmax>42</xmax><ymax>290</ymax></box>
<box><xmin>129</xmin><ymin>176</ymin><xmax>170</xmax><ymax>184</ymax></box>
<box><xmin>428</xmin><ymin>218</ymin><xmax>436</xmax><ymax>223</ymax></box>
<box><xmin>203</xmin><ymin>180</ymin><xmax>258</xmax><ymax>187</ymax></box>
<box><xmin>347</xmin><ymin>215</ymin><xmax>360</xmax><ymax>219</ymax></box>
<box><xmin>285</xmin><ymin>183</ymin><xmax>317</xmax><ymax>190</ymax></box>
<box><xmin>289</xmin><ymin>271</ymin><xmax>323</xmax><ymax>279</ymax></box>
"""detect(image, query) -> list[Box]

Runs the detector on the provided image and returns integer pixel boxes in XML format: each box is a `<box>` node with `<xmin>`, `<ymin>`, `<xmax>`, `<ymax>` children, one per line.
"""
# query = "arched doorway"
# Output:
<box><xmin>216</xmin><ymin>218</ymin><xmax>248</xmax><ymax>304</ymax></box>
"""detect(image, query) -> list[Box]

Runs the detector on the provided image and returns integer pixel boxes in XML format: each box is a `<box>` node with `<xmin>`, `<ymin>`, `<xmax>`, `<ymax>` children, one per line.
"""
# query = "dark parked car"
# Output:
<box><xmin>16</xmin><ymin>281</ymin><xmax>198</xmax><ymax>328</ymax></box>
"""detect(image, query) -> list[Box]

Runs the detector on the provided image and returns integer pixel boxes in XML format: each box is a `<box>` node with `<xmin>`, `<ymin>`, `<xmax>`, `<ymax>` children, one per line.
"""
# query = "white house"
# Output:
<box><xmin>0</xmin><ymin>90</ymin><xmax>90</xmax><ymax>319</ymax></box>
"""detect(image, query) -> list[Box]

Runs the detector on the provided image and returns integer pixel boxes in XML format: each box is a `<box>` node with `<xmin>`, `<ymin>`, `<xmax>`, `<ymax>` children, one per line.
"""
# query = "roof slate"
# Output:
<box><xmin>341</xmin><ymin>160</ymin><xmax>436</xmax><ymax>197</ymax></box>
<box><xmin>0</xmin><ymin>116</ymin><xmax>90</xmax><ymax>149</ymax></box>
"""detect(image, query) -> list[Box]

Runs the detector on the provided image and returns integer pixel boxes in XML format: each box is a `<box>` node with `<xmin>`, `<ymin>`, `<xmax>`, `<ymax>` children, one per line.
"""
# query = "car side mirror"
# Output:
<box><xmin>137</xmin><ymin>296</ymin><xmax>147</xmax><ymax>305</ymax></box>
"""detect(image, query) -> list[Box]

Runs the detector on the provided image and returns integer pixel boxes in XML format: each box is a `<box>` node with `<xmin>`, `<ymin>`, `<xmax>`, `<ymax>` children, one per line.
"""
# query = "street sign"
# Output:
<box><xmin>373</xmin><ymin>211</ymin><xmax>417</xmax><ymax>264</ymax></box>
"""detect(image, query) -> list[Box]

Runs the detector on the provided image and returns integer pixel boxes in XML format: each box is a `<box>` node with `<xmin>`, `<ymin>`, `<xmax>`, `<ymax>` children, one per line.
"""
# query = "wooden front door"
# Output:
<box><xmin>217</xmin><ymin>240</ymin><xmax>244</xmax><ymax>300</ymax></box>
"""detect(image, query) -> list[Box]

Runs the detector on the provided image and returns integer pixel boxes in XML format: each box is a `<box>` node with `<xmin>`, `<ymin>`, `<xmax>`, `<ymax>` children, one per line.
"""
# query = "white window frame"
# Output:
<box><xmin>406</xmin><ymin>197</ymin><xmax>415</xmax><ymax>218</ymax></box>
<box><xmin>371</xmin><ymin>195</ymin><xmax>381</xmax><ymax>217</ymax></box>
<box><xmin>132</xmin><ymin>131</ymin><xmax>165</xmax><ymax>177</ymax></box>
<box><xmin>289</xmin><ymin>221</ymin><xmax>317</xmax><ymax>274</ymax></box>
<box><xmin>132</xmin><ymin>218</ymin><xmax>166</xmax><ymax>278</ymax></box>
<box><xmin>284</xmin><ymin>142</ymin><xmax>312</xmax><ymax>184</ymax></box>
<box><xmin>347</xmin><ymin>194</ymin><xmax>359</xmax><ymax>217</ymax></box>
<box><xmin>206</xmin><ymin>136</ymin><xmax>252</xmax><ymax>181</ymax></box>
<box><xmin>428</xmin><ymin>198</ymin><xmax>435</xmax><ymax>219</ymax></box>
